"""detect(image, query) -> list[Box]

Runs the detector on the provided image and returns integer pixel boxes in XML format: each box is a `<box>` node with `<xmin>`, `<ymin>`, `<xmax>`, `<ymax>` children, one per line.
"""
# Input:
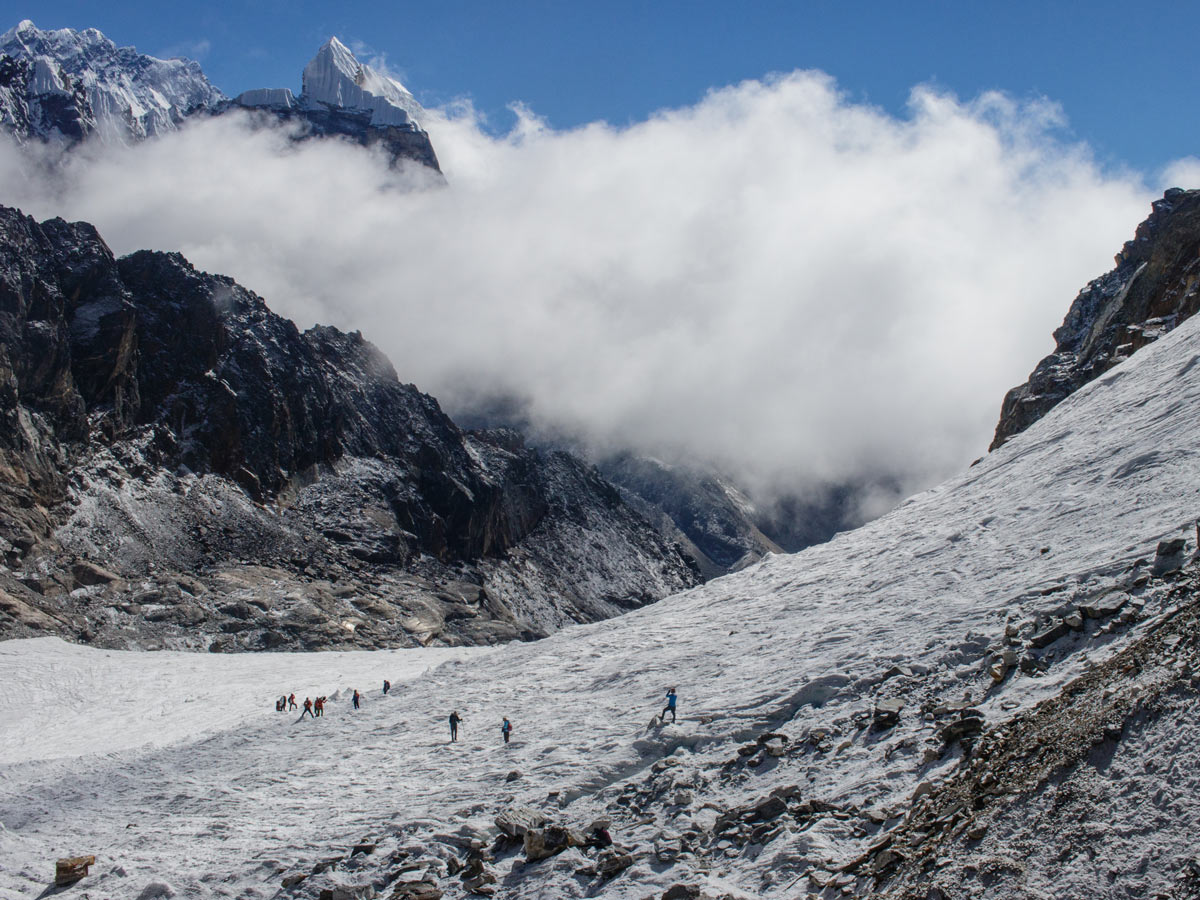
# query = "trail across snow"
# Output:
<box><xmin>2</xmin><ymin>314</ymin><xmax>1200</xmax><ymax>897</ymax></box>
<box><xmin>0</xmin><ymin>641</ymin><xmax>485</xmax><ymax>766</ymax></box>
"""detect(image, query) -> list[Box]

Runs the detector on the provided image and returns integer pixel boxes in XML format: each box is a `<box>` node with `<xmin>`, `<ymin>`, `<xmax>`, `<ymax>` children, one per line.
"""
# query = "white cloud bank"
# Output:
<box><xmin>0</xmin><ymin>72</ymin><xmax>1180</xmax><ymax>508</ymax></box>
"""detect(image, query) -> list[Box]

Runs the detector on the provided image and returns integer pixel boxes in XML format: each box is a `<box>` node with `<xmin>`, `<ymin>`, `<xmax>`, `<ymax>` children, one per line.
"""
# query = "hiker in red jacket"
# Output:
<box><xmin>301</xmin><ymin>697</ymin><xmax>314</xmax><ymax>719</ymax></box>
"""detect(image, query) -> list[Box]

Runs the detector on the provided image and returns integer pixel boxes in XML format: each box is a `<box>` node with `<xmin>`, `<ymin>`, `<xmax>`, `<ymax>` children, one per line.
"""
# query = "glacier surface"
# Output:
<box><xmin>3</xmin><ymin>241</ymin><xmax>1200</xmax><ymax>897</ymax></box>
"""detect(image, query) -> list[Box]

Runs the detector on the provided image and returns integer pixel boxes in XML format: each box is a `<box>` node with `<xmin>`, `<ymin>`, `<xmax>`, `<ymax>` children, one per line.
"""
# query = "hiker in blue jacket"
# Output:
<box><xmin>501</xmin><ymin>717</ymin><xmax>513</xmax><ymax>744</ymax></box>
<box><xmin>662</xmin><ymin>687</ymin><xmax>678</xmax><ymax>723</ymax></box>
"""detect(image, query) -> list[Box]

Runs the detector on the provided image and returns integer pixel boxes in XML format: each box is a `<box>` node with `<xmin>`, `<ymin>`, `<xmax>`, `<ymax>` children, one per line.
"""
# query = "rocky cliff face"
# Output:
<box><xmin>0</xmin><ymin>206</ymin><xmax>697</xmax><ymax>649</ymax></box>
<box><xmin>992</xmin><ymin>187</ymin><xmax>1200</xmax><ymax>449</ymax></box>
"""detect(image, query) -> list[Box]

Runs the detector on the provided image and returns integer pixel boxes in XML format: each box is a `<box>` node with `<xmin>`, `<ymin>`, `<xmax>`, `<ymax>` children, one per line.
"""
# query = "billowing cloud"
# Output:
<box><xmin>0</xmin><ymin>72</ymin><xmax>1170</xmax><ymax>508</ymax></box>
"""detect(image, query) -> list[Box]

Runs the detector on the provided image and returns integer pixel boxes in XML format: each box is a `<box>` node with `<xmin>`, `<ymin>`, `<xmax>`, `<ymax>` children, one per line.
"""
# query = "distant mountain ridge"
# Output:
<box><xmin>0</xmin><ymin>20</ymin><xmax>440</xmax><ymax>170</ymax></box>
<box><xmin>0</xmin><ymin>19</ymin><xmax>225</xmax><ymax>143</ymax></box>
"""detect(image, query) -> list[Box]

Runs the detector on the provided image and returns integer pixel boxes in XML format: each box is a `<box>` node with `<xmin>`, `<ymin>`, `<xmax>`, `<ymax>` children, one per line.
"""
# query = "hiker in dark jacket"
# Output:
<box><xmin>449</xmin><ymin>710</ymin><xmax>462</xmax><ymax>741</ymax></box>
<box><xmin>383</xmin><ymin>679</ymin><xmax>391</xmax><ymax>695</ymax></box>
<box><xmin>352</xmin><ymin>690</ymin><xmax>361</xmax><ymax>710</ymax></box>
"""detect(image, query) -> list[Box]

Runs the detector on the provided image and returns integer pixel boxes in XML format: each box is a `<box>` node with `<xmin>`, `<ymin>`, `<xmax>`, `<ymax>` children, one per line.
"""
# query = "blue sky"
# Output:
<box><xmin>3</xmin><ymin>0</ymin><xmax>1196</xmax><ymax>177</ymax></box>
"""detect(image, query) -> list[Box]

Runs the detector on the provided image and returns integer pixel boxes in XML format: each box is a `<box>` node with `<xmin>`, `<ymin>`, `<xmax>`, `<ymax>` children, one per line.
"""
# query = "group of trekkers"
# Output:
<box><xmin>274</xmin><ymin>693</ymin><xmax>333</xmax><ymax>717</ymax></box>
<box><xmin>279</xmin><ymin>679</ymin><xmax>681</xmax><ymax>745</ymax></box>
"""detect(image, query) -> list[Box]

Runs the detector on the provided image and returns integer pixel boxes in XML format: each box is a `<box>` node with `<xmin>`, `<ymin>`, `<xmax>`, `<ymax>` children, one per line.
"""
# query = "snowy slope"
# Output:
<box><xmin>3</xmin><ymin>301</ymin><xmax>1200</xmax><ymax>896</ymax></box>
<box><xmin>0</xmin><ymin>639</ymin><xmax>485</xmax><ymax>766</ymax></box>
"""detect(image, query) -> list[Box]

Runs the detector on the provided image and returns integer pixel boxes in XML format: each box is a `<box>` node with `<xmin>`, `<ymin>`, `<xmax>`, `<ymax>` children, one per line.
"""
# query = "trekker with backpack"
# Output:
<box><xmin>352</xmin><ymin>690</ymin><xmax>361</xmax><ymax>710</ymax></box>
<box><xmin>449</xmin><ymin>710</ymin><xmax>463</xmax><ymax>741</ymax></box>
<box><xmin>301</xmin><ymin>697</ymin><xmax>314</xmax><ymax>719</ymax></box>
<box><xmin>501</xmin><ymin>717</ymin><xmax>512</xmax><ymax>744</ymax></box>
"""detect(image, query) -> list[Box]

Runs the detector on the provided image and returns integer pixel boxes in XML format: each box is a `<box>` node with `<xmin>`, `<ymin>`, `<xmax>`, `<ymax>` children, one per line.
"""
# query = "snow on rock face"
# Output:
<box><xmin>0</xmin><ymin>19</ymin><xmax>225</xmax><ymax>144</ymax></box>
<box><xmin>231</xmin><ymin>35</ymin><xmax>441</xmax><ymax>171</ymax></box>
<box><xmin>301</xmin><ymin>36</ymin><xmax>421</xmax><ymax>129</ymax></box>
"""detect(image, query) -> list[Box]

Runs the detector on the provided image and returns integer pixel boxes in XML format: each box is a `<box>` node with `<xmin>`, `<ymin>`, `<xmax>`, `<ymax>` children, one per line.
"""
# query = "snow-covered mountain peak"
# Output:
<box><xmin>0</xmin><ymin>19</ymin><xmax>225</xmax><ymax>143</ymax></box>
<box><xmin>300</xmin><ymin>35</ymin><xmax>423</xmax><ymax>128</ymax></box>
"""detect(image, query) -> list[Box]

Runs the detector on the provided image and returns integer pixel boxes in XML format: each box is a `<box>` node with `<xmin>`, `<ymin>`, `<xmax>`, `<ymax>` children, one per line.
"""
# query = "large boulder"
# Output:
<box><xmin>494</xmin><ymin>807</ymin><xmax>547</xmax><ymax>840</ymax></box>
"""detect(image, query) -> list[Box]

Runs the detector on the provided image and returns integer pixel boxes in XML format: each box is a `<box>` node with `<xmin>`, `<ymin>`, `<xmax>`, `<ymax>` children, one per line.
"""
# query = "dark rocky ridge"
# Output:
<box><xmin>223</xmin><ymin>97</ymin><xmax>441</xmax><ymax>173</ymax></box>
<box><xmin>0</xmin><ymin>206</ymin><xmax>698</xmax><ymax>649</ymax></box>
<box><xmin>992</xmin><ymin>187</ymin><xmax>1200</xmax><ymax>449</ymax></box>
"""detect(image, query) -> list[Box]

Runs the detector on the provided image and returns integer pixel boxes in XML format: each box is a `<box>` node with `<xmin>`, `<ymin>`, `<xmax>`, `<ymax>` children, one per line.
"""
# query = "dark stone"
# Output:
<box><xmin>1153</xmin><ymin>538</ymin><xmax>1189</xmax><ymax>575</ymax></box>
<box><xmin>1029</xmin><ymin>619</ymin><xmax>1071</xmax><ymax>649</ymax></box>
<box><xmin>940</xmin><ymin>713</ymin><xmax>985</xmax><ymax>745</ymax></box>
<box><xmin>874</xmin><ymin>698</ymin><xmax>904</xmax><ymax>728</ymax></box>
<box><xmin>752</xmin><ymin>796</ymin><xmax>789</xmax><ymax>821</ymax></box>
<box><xmin>595</xmin><ymin>849</ymin><xmax>633</xmax><ymax>878</ymax></box>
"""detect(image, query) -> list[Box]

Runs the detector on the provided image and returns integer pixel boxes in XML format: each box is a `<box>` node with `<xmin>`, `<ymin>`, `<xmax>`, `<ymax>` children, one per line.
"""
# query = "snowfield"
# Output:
<box><xmin>3</xmin><ymin>310</ymin><xmax>1200</xmax><ymax>897</ymax></box>
<box><xmin>0</xmin><ymin>641</ymin><xmax>486</xmax><ymax>766</ymax></box>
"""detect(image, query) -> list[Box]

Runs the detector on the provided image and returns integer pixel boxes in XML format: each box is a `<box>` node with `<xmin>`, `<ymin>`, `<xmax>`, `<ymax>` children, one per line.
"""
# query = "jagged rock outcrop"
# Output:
<box><xmin>992</xmin><ymin>187</ymin><xmax>1200</xmax><ymax>449</ymax></box>
<box><xmin>0</xmin><ymin>206</ymin><xmax>697</xmax><ymax>648</ymax></box>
